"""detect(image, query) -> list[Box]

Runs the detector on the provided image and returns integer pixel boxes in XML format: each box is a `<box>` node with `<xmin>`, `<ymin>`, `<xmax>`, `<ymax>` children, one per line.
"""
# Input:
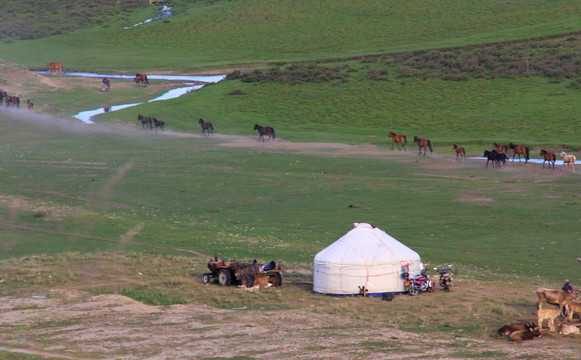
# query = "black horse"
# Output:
<box><xmin>153</xmin><ymin>118</ymin><xmax>165</xmax><ymax>131</ymax></box>
<box><xmin>483</xmin><ymin>150</ymin><xmax>500</xmax><ymax>168</ymax></box>
<box><xmin>137</xmin><ymin>114</ymin><xmax>153</xmax><ymax>130</ymax></box>
<box><xmin>199</xmin><ymin>118</ymin><xmax>214</xmax><ymax>136</ymax></box>
<box><xmin>497</xmin><ymin>152</ymin><xmax>507</xmax><ymax>167</ymax></box>
<box><xmin>254</xmin><ymin>124</ymin><xmax>276</xmax><ymax>141</ymax></box>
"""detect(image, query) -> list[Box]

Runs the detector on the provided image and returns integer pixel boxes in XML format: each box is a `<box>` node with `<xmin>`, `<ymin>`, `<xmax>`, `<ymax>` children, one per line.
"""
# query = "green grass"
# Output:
<box><xmin>0</xmin><ymin>110</ymin><xmax>578</xmax><ymax>283</ymax></box>
<box><xmin>2</xmin><ymin>0</ymin><xmax>581</xmax><ymax>72</ymax></box>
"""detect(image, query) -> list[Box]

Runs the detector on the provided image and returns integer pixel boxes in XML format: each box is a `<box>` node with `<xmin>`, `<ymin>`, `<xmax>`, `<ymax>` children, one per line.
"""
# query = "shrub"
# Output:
<box><xmin>238</xmin><ymin>64</ymin><xmax>350</xmax><ymax>84</ymax></box>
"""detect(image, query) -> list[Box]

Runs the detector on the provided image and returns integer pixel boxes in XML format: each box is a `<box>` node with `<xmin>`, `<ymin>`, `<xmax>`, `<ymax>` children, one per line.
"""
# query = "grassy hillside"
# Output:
<box><xmin>1</xmin><ymin>0</ymin><xmax>581</xmax><ymax>72</ymax></box>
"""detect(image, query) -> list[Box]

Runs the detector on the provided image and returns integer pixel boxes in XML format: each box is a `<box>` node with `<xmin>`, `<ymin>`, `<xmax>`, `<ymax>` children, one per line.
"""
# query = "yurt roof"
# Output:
<box><xmin>314</xmin><ymin>223</ymin><xmax>420</xmax><ymax>265</ymax></box>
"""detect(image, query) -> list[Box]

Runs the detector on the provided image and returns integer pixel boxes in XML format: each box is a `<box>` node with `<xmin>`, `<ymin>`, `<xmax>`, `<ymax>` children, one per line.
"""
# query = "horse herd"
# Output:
<box><xmin>137</xmin><ymin>114</ymin><xmax>165</xmax><ymax>130</ymax></box>
<box><xmin>34</xmin><ymin>66</ymin><xmax>581</xmax><ymax>170</ymax></box>
<box><xmin>0</xmin><ymin>90</ymin><xmax>34</xmax><ymax>110</ymax></box>
<box><xmin>137</xmin><ymin>115</ymin><xmax>278</xmax><ymax>142</ymax></box>
<box><xmin>388</xmin><ymin>131</ymin><xmax>576</xmax><ymax>171</ymax></box>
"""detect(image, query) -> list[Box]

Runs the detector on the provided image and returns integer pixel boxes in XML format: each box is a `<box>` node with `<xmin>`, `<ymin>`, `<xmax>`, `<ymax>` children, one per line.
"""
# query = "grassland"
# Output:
<box><xmin>0</xmin><ymin>108</ymin><xmax>578</xmax><ymax>283</ymax></box>
<box><xmin>0</xmin><ymin>1</ymin><xmax>580</xmax><ymax>357</ymax></box>
<box><xmin>2</xmin><ymin>0</ymin><xmax>581</xmax><ymax>72</ymax></box>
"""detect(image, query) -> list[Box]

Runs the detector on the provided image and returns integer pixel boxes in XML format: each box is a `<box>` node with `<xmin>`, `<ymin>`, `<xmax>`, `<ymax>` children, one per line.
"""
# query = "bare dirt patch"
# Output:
<box><xmin>457</xmin><ymin>194</ymin><xmax>494</xmax><ymax>205</ymax></box>
<box><xmin>0</xmin><ymin>282</ymin><xmax>580</xmax><ymax>359</ymax></box>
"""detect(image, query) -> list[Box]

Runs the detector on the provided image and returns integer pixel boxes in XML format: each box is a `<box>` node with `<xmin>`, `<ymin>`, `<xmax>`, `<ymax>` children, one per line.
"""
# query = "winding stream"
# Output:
<box><xmin>49</xmin><ymin>72</ymin><xmax>227</xmax><ymax>123</ymax></box>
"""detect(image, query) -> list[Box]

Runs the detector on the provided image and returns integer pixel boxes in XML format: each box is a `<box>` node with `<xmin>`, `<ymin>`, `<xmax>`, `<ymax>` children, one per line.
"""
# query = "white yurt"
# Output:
<box><xmin>313</xmin><ymin>223</ymin><xmax>423</xmax><ymax>296</ymax></box>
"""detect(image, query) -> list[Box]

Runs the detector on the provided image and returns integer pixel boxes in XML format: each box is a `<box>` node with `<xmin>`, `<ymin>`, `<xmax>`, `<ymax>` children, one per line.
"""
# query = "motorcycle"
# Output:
<box><xmin>434</xmin><ymin>266</ymin><xmax>454</xmax><ymax>291</ymax></box>
<box><xmin>402</xmin><ymin>270</ymin><xmax>434</xmax><ymax>296</ymax></box>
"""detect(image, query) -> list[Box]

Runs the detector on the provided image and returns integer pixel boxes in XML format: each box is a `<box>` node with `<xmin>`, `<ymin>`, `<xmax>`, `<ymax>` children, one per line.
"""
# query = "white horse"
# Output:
<box><xmin>560</xmin><ymin>151</ymin><xmax>576</xmax><ymax>172</ymax></box>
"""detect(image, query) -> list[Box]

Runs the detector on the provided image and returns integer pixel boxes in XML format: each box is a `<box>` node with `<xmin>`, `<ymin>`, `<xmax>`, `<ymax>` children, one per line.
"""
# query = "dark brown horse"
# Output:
<box><xmin>413</xmin><ymin>136</ymin><xmax>433</xmax><ymax>156</ymax></box>
<box><xmin>199</xmin><ymin>118</ymin><xmax>214</xmax><ymax>136</ymax></box>
<box><xmin>539</xmin><ymin>149</ymin><xmax>556</xmax><ymax>169</ymax></box>
<box><xmin>493</xmin><ymin>142</ymin><xmax>508</xmax><ymax>155</ymax></box>
<box><xmin>388</xmin><ymin>131</ymin><xmax>407</xmax><ymax>150</ymax></box>
<box><xmin>153</xmin><ymin>118</ymin><xmax>165</xmax><ymax>131</ymax></box>
<box><xmin>509</xmin><ymin>143</ymin><xmax>530</xmax><ymax>163</ymax></box>
<box><xmin>254</xmin><ymin>124</ymin><xmax>276</xmax><ymax>141</ymax></box>
<box><xmin>137</xmin><ymin>114</ymin><xmax>153</xmax><ymax>130</ymax></box>
<box><xmin>453</xmin><ymin>144</ymin><xmax>465</xmax><ymax>160</ymax></box>
<box><xmin>134</xmin><ymin>73</ymin><xmax>149</xmax><ymax>87</ymax></box>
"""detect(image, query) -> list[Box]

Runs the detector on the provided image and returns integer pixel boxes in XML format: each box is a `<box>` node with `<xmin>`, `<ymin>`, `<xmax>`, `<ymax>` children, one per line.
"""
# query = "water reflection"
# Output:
<box><xmin>469</xmin><ymin>157</ymin><xmax>577</xmax><ymax>165</ymax></box>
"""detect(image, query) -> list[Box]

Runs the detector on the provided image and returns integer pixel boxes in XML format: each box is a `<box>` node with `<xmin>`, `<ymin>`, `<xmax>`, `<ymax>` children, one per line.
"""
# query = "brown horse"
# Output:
<box><xmin>137</xmin><ymin>114</ymin><xmax>153</xmax><ymax>130</ymax></box>
<box><xmin>453</xmin><ymin>144</ymin><xmax>465</xmax><ymax>160</ymax></box>
<box><xmin>254</xmin><ymin>124</ymin><xmax>276</xmax><ymax>141</ymax></box>
<box><xmin>199</xmin><ymin>118</ymin><xmax>214</xmax><ymax>136</ymax></box>
<box><xmin>493</xmin><ymin>142</ymin><xmax>508</xmax><ymax>155</ymax></box>
<box><xmin>46</xmin><ymin>62</ymin><xmax>64</xmax><ymax>77</ymax></box>
<box><xmin>388</xmin><ymin>131</ymin><xmax>407</xmax><ymax>151</ymax></box>
<box><xmin>413</xmin><ymin>136</ymin><xmax>433</xmax><ymax>156</ymax></box>
<box><xmin>134</xmin><ymin>73</ymin><xmax>149</xmax><ymax>87</ymax></box>
<box><xmin>539</xmin><ymin>149</ymin><xmax>556</xmax><ymax>169</ymax></box>
<box><xmin>509</xmin><ymin>143</ymin><xmax>530</xmax><ymax>163</ymax></box>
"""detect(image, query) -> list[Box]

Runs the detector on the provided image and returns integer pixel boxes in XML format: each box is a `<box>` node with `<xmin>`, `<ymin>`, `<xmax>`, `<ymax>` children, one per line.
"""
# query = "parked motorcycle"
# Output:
<box><xmin>402</xmin><ymin>270</ymin><xmax>434</xmax><ymax>296</ymax></box>
<box><xmin>434</xmin><ymin>266</ymin><xmax>454</xmax><ymax>291</ymax></box>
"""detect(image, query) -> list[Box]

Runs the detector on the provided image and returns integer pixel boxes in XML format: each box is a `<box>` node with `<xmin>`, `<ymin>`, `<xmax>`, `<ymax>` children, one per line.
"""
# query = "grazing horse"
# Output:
<box><xmin>388</xmin><ymin>131</ymin><xmax>407</xmax><ymax>150</ymax></box>
<box><xmin>254</xmin><ymin>124</ymin><xmax>276</xmax><ymax>141</ymax></box>
<box><xmin>413</xmin><ymin>136</ymin><xmax>433</xmax><ymax>156</ymax></box>
<box><xmin>199</xmin><ymin>118</ymin><xmax>214</xmax><ymax>136</ymax></box>
<box><xmin>153</xmin><ymin>118</ymin><xmax>165</xmax><ymax>131</ymax></box>
<box><xmin>560</xmin><ymin>151</ymin><xmax>576</xmax><ymax>172</ymax></box>
<box><xmin>453</xmin><ymin>144</ymin><xmax>466</xmax><ymax>160</ymax></box>
<box><xmin>483</xmin><ymin>150</ymin><xmax>500</xmax><ymax>168</ymax></box>
<box><xmin>134</xmin><ymin>73</ymin><xmax>149</xmax><ymax>87</ymax></box>
<box><xmin>493</xmin><ymin>142</ymin><xmax>508</xmax><ymax>155</ymax></box>
<box><xmin>509</xmin><ymin>143</ymin><xmax>530</xmax><ymax>163</ymax></box>
<box><xmin>539</xmin><ymin>149</ymin><xmax>556</xmax><ymax>169</ymax></box>
<box><xmin>137</xmin><ymin>114</ymin><xmax>153</xmax><ymax>130</ymax></box>
<box><xmin>46</xmin><ymin>62</ymin><xmax>63</xmax><ymax>77</ymax></box>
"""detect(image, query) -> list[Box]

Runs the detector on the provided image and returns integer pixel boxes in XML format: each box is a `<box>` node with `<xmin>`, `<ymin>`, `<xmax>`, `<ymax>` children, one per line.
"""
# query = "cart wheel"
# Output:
<box><xmin>268</xmin><ymin>272</ymin><xmax>282</xmax><ymax>287</ymax></box>
<box><xmin>408</xmin><ymin>288</ymin><xmax>418</xmax><ymax>296</ymax></box>
<box><xmin>218</xmin><ymin>269</ymin><xmax>232</xmax><ymax>286</ymax></box>
<box><xmin>203</xmin><ymin>273</ymin><xmax>211</xmax><ymax>284</ymax></box>
<box><xmin>241</xmin><ymin>274</ymin><xmax>254</xmax><ymax>288</ymax></box>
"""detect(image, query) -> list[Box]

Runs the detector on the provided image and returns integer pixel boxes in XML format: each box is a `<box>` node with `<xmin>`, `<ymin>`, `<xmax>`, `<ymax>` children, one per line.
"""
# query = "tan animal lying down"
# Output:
<box><xmin>559</xmin><ymin>324</ymin><xmax>581</xmax><ymax>335</ymax></box>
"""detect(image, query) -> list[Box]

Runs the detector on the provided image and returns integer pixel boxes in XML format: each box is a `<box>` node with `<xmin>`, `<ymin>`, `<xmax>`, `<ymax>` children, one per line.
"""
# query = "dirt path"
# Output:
<box><xmin>0</xmin><ymin>288</ymin><xmax>579</xmax><ymax>360</ymax></box>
